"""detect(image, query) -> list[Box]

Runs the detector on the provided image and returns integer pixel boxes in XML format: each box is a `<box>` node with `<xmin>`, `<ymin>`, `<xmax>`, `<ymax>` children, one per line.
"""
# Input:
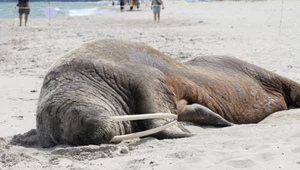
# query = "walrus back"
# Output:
<box><xmin>49</xmin><ymin>39</ymin><xmax>184</xmax><ymax>75</ymax></box>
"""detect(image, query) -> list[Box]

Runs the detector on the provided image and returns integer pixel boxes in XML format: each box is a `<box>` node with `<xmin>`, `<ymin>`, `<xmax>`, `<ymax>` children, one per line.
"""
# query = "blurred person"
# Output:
<box><xmin>120</xmin><ymin>0</ymin><xmax>125</xmax><ymax>11</ymax></box>
<box><xmin>17</xmin><ymin>0</ymin><xmax>30</xmax><ymax>26</ymax></box>
<box><xmin>151</xmin><ymin>0</ymin><xmax>164</xmax><ymax>23</ymax></box>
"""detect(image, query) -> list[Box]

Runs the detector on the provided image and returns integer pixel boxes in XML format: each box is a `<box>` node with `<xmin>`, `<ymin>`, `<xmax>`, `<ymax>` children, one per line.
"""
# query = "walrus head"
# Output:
<box><xmin>35</xmin><ymin>39</ymin><xmax>194</xmax><ymax>147</ymax></box>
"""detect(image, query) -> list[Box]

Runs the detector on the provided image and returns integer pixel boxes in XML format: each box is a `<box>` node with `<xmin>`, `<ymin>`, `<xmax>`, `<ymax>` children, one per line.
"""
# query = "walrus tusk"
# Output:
<box><xmin>112</xmin><ymin>113</ymin><xmax>177</xmax><ymax>122</ymax></box>
<box><xmin>110</xmin><ymin>120</ymin><xmax>177</xmax><ymax>142</ymax></box>
<box><xmin>110</xmin><ymin>113</ymin><xmax>178</xmax><ymax>142</ymax></box>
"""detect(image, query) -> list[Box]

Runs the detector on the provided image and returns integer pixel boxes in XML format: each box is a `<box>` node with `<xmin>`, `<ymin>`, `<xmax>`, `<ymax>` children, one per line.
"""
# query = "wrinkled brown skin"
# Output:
<box><xmin>36</xmin><ymin>39</ymin><xmax>300</xmax><ymax>147</ymax></box>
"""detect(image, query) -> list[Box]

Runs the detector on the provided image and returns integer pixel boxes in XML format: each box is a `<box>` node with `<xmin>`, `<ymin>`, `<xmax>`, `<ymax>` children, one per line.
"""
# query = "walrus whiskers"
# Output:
<box><xmin>110</xmin><ymin>113</ymin><xmax>178</xmax><ymax>142</ymax></box>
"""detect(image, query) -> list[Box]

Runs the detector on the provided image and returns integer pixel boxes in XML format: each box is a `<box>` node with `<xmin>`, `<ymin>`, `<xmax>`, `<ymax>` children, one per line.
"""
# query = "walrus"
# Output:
<box><xmin>36</xmin><ymin>39</ymin><xmax>300</xmax><ymax>147</ymax></box>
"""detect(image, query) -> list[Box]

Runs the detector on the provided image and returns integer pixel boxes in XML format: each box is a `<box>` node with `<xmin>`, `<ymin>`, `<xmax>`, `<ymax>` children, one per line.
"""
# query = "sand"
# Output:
<box><xmin>1</xmin><ymin>0</ymin><xmax>300</xmax><ymax>169</ymax></box>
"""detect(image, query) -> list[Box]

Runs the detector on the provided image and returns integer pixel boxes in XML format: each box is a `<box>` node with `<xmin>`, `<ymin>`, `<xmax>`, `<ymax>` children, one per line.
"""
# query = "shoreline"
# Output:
<box><xmin>0</xmin><ymin>0</ymin><xmax>291</xmax><ymax>19</ymax></box>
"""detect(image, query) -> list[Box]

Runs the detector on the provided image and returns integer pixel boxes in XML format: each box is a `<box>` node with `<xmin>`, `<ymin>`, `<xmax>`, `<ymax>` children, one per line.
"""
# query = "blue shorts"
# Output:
<box><xmin>153</xmin><ymin>6</ymin><xmax>161</xmax><ymax>14</ymax></box>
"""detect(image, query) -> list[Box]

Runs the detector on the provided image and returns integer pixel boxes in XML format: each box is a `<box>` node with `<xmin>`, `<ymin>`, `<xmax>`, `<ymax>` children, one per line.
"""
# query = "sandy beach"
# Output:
<box><xmin>1</xmin><ymin>0</ymin><xmax>300</xmax><ymax>169</ymax></box>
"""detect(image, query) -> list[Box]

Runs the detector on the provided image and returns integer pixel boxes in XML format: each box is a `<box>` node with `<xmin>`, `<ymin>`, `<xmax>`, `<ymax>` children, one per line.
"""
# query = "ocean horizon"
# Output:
<box><xmin>0</xmin><ymin>1</ymin><xmax>114</xmax><ymax>19</ymax></box>
<box><xmin>0</xmin><ymin>0</ymin><xmax>281</xmax><ymax>19</ymax></box>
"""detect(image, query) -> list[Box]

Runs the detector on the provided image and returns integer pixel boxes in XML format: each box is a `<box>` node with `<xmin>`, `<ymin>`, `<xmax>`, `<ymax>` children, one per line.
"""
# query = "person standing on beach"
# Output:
<box><xmin>17</xmin><ymin>0</ymin><xmax>30</xmax><ymax>26</ymax></box>
<box><xmin>151</xmin><ymin>0</ymin><xmax>164</xmax><ymax>23</ymax></box>
<box><xmin>120</xmin><ymin>0</ymin><xmax>125</xmax><ymax>12</ymax></box>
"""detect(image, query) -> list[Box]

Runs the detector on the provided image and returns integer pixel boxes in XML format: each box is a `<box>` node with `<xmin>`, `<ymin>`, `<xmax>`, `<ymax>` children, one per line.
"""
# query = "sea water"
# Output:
<box><xmin>0</xmin><ymin>0</ymin><xmax>282</xmax><ymax>19</ymax></box>
<box><xmin>0</xmin><ymin>1</ymin><xmax>113</xmax><ymax>19</ymax></box>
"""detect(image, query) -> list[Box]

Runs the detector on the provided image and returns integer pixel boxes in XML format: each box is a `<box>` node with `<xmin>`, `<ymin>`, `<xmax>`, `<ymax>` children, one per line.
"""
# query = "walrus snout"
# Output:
<box><xmin>77</xmin><ymin>115</ymin><xmax>115</xmax><ymax>145</ymax></box>
<box><xmin>64</xmin><ymin>106</ymin><xmax>116</xmax><ymax>146</ymax></box>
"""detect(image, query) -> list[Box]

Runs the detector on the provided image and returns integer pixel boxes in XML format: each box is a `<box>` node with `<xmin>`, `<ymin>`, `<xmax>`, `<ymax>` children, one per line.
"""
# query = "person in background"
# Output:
<box><xmin>130</xmin><ymin>0</ymin><xmax>137</xmax><ymax>11</ymax></box>
<box><xmin>120</xmin><ymin>0</ymin><xmax>125</xmax><ymax>12</ymax></box>
<box><xmin>151</xmin><ymin>0</ymin><xmax>164</xmax><ymax>23</ymax></box>
<box><xmin>136</xmin><ymin>0</ymin><xmax>140</xmax><ymax>10</ymax></box>
<box><xmin>17</xmin><ymin>0</ymin><xmax>30</xmax><ymax>26</ymax></box>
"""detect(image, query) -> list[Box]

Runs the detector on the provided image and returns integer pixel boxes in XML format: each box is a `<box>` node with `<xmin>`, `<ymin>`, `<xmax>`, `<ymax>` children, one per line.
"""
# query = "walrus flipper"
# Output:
<box><xmin>143</xmin><ymin>119</ymin><xmax>194</xmax><ymax>139</ymax></box>
<box><xmin>178</xmin><ymin>104</ymin><xmax>234</xmax><ymax>127</ymax></box>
